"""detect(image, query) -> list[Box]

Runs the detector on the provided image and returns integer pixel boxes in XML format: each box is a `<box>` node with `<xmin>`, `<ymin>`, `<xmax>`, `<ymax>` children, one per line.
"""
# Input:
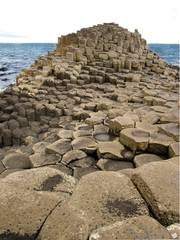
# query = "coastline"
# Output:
<box><xmin>0</xmin><ymin>23</ymin><xmax>179</xmax><ymax>239</ymax></box>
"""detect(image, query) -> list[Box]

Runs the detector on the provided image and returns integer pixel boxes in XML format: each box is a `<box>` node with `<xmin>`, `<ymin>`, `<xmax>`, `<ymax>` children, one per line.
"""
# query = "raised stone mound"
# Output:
<box><xmin>0</xmin><ymin>22</ymin><xmax>179</xmax><ymax>239</ymax></box>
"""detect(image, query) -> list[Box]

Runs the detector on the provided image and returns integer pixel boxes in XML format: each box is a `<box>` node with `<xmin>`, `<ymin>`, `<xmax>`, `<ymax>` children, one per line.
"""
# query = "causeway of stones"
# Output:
<box><xmin>0</xmin><ymin>23</ymin><xmax>179</xmax><ymax>239</ymax></box>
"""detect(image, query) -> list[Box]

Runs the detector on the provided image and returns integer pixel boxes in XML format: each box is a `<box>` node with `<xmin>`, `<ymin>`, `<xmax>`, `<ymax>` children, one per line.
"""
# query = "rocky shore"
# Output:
<box><xmin>0</xmin><ymin>23</ymin><xmax>179</xmax><ymax>239</ymax></box>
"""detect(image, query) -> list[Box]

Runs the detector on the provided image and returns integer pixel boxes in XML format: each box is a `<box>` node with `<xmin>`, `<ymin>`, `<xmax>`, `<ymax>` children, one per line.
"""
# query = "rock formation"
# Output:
<box><xmin>0</xmin><ymin>23</ymin><xmax>179</xmax><ymax>239</ymax></box>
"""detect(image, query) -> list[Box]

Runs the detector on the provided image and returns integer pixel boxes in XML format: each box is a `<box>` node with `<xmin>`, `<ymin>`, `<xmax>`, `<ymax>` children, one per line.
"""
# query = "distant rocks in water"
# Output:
<box><xmin>0</xmin><ymin>23</ymin><xmax>179</xmax><ymax>239</ymax></box>
<box><xmin>0</xmin><ymin>67</ymin><xmax>8</xmax><ymax>72</ymax></box>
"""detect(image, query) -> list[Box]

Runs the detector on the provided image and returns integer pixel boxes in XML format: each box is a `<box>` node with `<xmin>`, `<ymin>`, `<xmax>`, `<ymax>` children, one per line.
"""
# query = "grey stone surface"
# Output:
<box><xmin>2</xmin><ymin>153</ymin><xmax>30</xmax><ymax>169</ymax></box>
<box><xmin>133</xmin><ymin>153</ymin><xmax>164</xmax><ymax>167</ymax></box>
<box><xmin>0</xmin><ymin>167</ymin><xmax>77</xmax><ymax>238</ymax></box>
<box><xmin>97</xmin><ymin>158</ymin><xmax>134</xmax><ymax>171</ymax></box>
<box><xmin>71</xmin><ymin>137</ymin><xmax>97</xmax><ymax>154</ymax></box>
<box><xmin>69</xmin><ymin>171</ymin><xmax>149</xmax><ymax>232</ymax></box>
<box><xmin>46</xmin><ymin>139</ymin><xmax>72</xmax><ymax>155</ymax></box>
<box><xmin>132</xmin><ymin>160</ymin><xmax>179</xmax><ymax>225</ymax></box>
<box><xmin>89</xmin><ymin>216</ymin><xmax>173</xmax><ymax>240</ymax></box>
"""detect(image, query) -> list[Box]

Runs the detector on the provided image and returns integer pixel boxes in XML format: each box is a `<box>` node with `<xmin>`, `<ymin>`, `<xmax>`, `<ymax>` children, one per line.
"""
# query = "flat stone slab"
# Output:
<box><xmin>120</xmin><ymin>128</ymin><xmax>150</xmax><ymax>152</ymax></box>
<box><xmin>68</xmin><ymin>171</ymin><xmax>149</xmax><ymax>232</ymax></box>
<box><xmin>148</xmin><ymin>132</ymin><xmax>174</xmax><ymax>155</ymax></box>
<box><xmin>61</xmin><ymin>150</ymin><xmax>87</xmax><ymax>165</ymax></box>
<box><xmin>133</xmin><ymin>153</ymin><xmax>164</xmax><ymax>167</ymax></box>
<box><xmin>158</xmin><ymin>123</ymin><xmax>180</xmax><ymax>141</ymax></box>
<box><xmin>0</xmin><ymin>167</ymin><xmax>77</xmax><ymax>238</ymax></box>
<box><xmin>97</xmin><ymin>141</ymin><xmax>133</xmax><ymax>161</ymax></box>
<box><xmin>45</xmin><ymin>139</ymin><xmax>72</xmax><ymax>155</ymax></box>
<box><xmin>2</xmin><ymin>153</ymin><xmax>30</xmax><ymax>169</ymax></box>
<box><xmin>132</xmin><ymin>160</ymin><xmax>179</xmax><ymax>225</ymax></box>
<box><xmin>57</xmin><ymin>129</ymin><xmax>73</xmax><ymax>139</ymax></box>
<box><xmin>97</xmin><ymin>158</ymin><xmax>134</xmax><ymax>171</ymax></box>
<box><xmin>109</xmin><ymin>116</ymin><xmax>134</xmax><ymax>136</ymax></box>
<box><xmin>71</xmin><ymin>137</ymin><xmax>97</xmax><ymax>154</ymax></box>
<box><xmin>29</xmin><ymin>153</ymin><xmax>61</xmax><ymax>168</ymax></box>
<box><xmin>37</xmin><ymin>201</ymin><xmax>89</xmax><ymax>240</ymax></box>
<box><xmin>89</xmin><ymin>216</ymin><xmax>173</xmax><ymax>240</ymax></box>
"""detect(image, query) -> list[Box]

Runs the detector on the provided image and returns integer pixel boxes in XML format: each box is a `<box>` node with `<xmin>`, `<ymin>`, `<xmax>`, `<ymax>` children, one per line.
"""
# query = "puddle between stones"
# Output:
<box><xmin>93</xmin><ymin>133</ymin><xmax>116</xmax><ymax>142</ymax></box>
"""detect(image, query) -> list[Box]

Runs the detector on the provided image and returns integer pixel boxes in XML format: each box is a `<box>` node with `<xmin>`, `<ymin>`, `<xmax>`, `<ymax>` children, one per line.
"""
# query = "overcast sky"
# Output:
<box><xmin>0</xmin><ymin>0</ymin><xmax>179</xmax><ymax>43</ymax></box>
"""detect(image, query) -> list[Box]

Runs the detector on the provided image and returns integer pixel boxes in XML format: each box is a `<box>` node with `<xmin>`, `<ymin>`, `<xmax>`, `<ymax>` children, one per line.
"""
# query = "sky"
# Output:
<box><xmin>0</xmin><ymin>0</ymin><xmax>179</xmax><ymax>43</ymax></box>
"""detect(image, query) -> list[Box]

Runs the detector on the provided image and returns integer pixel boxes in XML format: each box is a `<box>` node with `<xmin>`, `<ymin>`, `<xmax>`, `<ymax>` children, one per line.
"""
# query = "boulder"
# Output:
<box><xmin>89</xmin><ymin>216</ymin><xmax>172</xmax><ymax>240</ymax></box>
<box><xmin>68</xmin><ymin>171</ymin><xmax>149</xmax><ymax>232</ymax></box>
<box><xmin>132</xmin><ymin>160</ymin><xmax>179</xmax><ymax>225</ymax></box>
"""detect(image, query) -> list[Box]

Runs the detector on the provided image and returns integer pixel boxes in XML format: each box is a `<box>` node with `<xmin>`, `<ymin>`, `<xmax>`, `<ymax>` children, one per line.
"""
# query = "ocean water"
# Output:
<box><xmin>0</xmin><ymin>43</ymin><xmax>56</xmax><ymax>91</ymax></box>
<box><xmin>0</xmin><ymin>43</ymin><xmax>179</xmax><ymax>91</ymax></box>
<box><xmin>147</xmin><ymin>44</ymin><xmax>179</xmax><ymax>66</ymax></box>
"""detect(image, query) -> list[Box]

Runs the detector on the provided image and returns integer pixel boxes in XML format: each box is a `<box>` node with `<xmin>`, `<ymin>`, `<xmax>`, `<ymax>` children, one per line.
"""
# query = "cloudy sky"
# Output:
<box><xmin>0</xmin><ymin>0</ymin><xmax>179</xmax><ymax>43</ymax></box>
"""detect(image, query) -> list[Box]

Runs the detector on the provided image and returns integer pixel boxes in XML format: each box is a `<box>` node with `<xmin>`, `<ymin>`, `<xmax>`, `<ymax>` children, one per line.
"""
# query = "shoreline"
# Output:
<box><xmin>0</xmin><ymin>23</ymin><xmax>179</xmax><ymax>239</ymax></box>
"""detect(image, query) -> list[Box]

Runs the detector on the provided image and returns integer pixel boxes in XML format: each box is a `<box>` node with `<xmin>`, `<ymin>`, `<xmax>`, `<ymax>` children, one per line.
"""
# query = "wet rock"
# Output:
<box><xmin>68</xmin><ymin>171</ymin><xmax>149</xmax><ymax>232</ymax></box>
<box><xmin>132</xmin><ymin>160</ymin><xmax>179</xmax><ymax>225</ymax></box>
<box><xmin>89</xmin><ymin>216</ymin><xmax>172</xmax><ymax>240</ymax></box>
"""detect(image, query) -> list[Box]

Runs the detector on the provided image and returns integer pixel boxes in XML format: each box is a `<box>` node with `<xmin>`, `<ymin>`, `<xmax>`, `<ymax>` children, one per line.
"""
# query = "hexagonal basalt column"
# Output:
<box><xmin>120</xmin><ymin>128</ymin><xmax>150</xmax><ymax>153</ymax></box>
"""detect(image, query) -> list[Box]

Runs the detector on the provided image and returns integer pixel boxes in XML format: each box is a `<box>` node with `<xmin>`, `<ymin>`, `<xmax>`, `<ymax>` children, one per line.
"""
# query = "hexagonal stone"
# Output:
<box><xmin>68</xmin><ymin>171</ymin><xmax>149</xmax><ymax>232</ymax></box>
<box><xmin>32</xmin><ymin>141</ymin><xmax>50</xmax><ymax>154</ymax></box>
<box><xmin>0</xmin><ymin>167</ymin><xmax>77</xmax><ymax>238</ymax></box>
<box><xmin>46</xmin><ymin>139</ymin><xmax>72</xmax><ymax>155</ymax></box>
<box><xmin>132</xmin><ymin>160</ymin><xmax>179</xmax><ymax>225</ymax></box>
<box><xmin>61</xmin><ymin>150</ymin><xmax>87</xmax><ymax>165</ymax></box>
<box><xmin>120</xmin><ymin>128</ymin><xmax>150</xmax><ymax>152</ymax></box>
<box><xmin>168</xmin><ymin>142</ymin><xmax>179</xmax><ymax>158</ymax></box>
<box><xmin>29</xmin><ymin>154</ymin><xmax>61</xmax><ymax>168</ymax></box>
<box><xmin>97</xmin><ymin>141</ymin><xmax>133</xmax><ymax>161</ymax></box>
<box><xmin>71</xmin><ymin>137</ymin><xmax>97</xmax><ymax>154</ymax></box>
<box><xmin>97</xmin><ymin>158</ymin><xmax>134</xmax><ymax>171</ymax></box>
<box><xmin>136</xmin><ymin>121</ymin><xmax>158</xmax><ymax>133</ymax></box>
<box><xmin>148</xmin><ymin>132</ymin><xmax>174</xmax><ymax>155</ymax></box>
<box><xmin>109</xmin><ymin>116</ymin><xmax>134</xmax><ymax>136</ymax></box>
<box><xmin>89</xmin><ymin>216</ymin><xmax>173</xmax><ymax>240</ymax></box>
<box><xmin>57</xmin><ymin>129</ymin><xmax>73</xmax><ymax>139</ymax></box>
<box><xmin>2</xmin><ymin>153</ymin><xmax>30</xmax><ymax>169</ymax></box>
<box><xmin>158</xmin><ymin>123</ymin><xmax>180</xmax><ymax>141</ymax></box>
<box><xmin>37</xmin><ymin>202</ymin><xmax>89</xmax><ymax>240</ymax></box>
<box><xmin>133</xmin><ymin>153</ymin><xmax>164</xmax><ymax>167</ymax></box>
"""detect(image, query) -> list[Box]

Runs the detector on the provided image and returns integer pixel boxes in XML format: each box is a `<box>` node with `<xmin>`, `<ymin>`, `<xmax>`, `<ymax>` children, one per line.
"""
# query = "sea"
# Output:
<box><xmin>0</xmin><ymin>43</ymin><xmax>179</xmax><ymax>92</ymax></box>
